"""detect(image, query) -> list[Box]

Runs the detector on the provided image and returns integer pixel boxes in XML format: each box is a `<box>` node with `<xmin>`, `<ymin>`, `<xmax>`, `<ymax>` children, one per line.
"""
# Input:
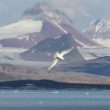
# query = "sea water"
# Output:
<box><xmin>0</xmin><ymin>90</ymin><xmax>110</xmax><ymax>110</ymax></box>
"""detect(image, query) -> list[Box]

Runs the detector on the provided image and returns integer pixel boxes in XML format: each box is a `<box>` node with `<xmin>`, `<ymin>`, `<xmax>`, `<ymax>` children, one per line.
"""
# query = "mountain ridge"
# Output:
<box><xmin>0</xmin><ymin>3</ymin><xmax>99</xmax><ymax>48</ymax></box>
<box><xmin>83</xmin><ymin>19</ymin><xmax>110</xmax><ymax>47</ymax></box>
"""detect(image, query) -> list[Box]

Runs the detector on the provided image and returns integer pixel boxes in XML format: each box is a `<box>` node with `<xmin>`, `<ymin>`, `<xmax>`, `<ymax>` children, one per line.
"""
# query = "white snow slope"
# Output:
<box><xmin>83</xmin><ymin>19</ymin><xmax>110</xmax><ymax>47</ymax></box>
<box><xmin>0</xmin><ymin>19</ymin><xmax>43</xmax><ymax>39</ymax></box>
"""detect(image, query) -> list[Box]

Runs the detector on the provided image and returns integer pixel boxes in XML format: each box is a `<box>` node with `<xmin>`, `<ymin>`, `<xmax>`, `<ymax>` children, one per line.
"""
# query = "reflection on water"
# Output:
<box><xmin>0</xmin><ymin>90</ymin><xmax>110</xmax><ymax>110</ymax></box>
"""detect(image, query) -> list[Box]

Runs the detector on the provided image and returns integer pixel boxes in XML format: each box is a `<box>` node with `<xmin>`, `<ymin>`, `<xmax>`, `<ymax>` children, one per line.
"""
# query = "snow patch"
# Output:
<box><xmin>93</xmin><ymin>38</ymin><xmax>110</xmax><ymax>47</ymax></box>
<box><xmin>79</xmin><ymin>47</ymin><xmax>110</xmax><ymax>60</ymax></box>
<box><xmin>54</xmin><ymin>36</ymin><xmax>61</xmax><ymax>39</ymax></box>
<box><xmin>0</xmin><ymin>47</ymin><xmax>27</xmax><ymax>53</ymax></box>
<box><xmin>31</xmin><ymin>50</ymin><xmax>35</xmax><ymax>53</ymax></box>
<box><xmin>83</xmin><ymin>19</ymin><xmax>110</xmax><ymax>39</ymax></box>
<box><xmin>0</xmin><ymin>19</ymin><xmax>43</xmax><ymax>39</ymax></box>
<box><xmin>18</xmin><ymin>35</ymin><xmax>29</xmax><ymax>40</ymax></box>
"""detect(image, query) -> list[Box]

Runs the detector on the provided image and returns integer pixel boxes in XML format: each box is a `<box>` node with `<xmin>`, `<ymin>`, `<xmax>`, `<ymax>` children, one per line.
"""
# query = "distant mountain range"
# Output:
<box><xmin>0</xmin><ymin>3</ymin><xmax>99</xmax><ymax>48</ymax></box>
<box><xmin>83</xmin><ymin>19</ymin><xmax>110</xmax><ymax>47</ymax></box>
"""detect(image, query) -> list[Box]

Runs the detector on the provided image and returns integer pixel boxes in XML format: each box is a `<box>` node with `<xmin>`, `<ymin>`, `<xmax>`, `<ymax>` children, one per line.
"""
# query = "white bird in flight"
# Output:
<box><xmin>48</xmin><ymin>47</ymin><xmax>74</xmax><ymax>70</ymax></box>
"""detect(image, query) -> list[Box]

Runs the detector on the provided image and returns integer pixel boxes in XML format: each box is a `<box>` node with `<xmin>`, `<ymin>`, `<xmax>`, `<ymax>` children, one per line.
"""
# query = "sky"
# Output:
<box><xmin>0</xmin><ymin>0</ymin><xmax>110</xmax><ymax>29</ymax></box>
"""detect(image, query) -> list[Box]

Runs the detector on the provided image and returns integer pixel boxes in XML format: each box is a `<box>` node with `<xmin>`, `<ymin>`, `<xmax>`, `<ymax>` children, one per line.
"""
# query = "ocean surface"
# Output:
<box><xmin>0</xmin><ymin>90</ymin><xmax>110</xmax><ymax>110</ymax></box>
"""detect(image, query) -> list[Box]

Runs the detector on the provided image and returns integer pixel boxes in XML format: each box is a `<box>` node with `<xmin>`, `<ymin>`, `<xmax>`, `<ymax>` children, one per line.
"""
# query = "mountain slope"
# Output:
<box><xmin>0</xmin><ymin>19</ymin><xmax>42</xmax><ymax>39</ymax></box>
<box><xmin>22</xmin><ymin>2</ymin><xmax>72</xmax><ymax>25</ymax></box>
<box><xmin>21</xmin><ymin>33</ymin><xmax>84</xmax><ymax>62</ymax></box>
<box><xmin>57</xmin><ymin>56</ymin><xmax>110</xmax><ymax>76</ymax></box>
<box><xmin>83</xmin><ymin>19</ymin><xmax>110</xmax><ymax>47</ymax></box>
<box><xmin>61</xmin><ymin>23</ymin><xmax>99</xmax><ymax>47</ymax></box>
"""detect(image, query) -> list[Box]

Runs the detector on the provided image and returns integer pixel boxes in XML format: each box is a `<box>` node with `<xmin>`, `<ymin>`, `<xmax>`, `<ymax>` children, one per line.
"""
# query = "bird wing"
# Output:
<box><xmin>60</xmin><ymin>47</ymin><xmax>74</xmax><ymax>56</ymax></box>
<box><xmin>48</xmin><ymin>59</ymin><xmax>59</xmax><ymax>70</ymax></box>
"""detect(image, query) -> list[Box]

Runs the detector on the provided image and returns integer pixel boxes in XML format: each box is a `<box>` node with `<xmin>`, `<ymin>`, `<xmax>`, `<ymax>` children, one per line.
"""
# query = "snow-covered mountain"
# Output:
<box><xmin>0</xmin><ymin>3</ymin><xmax>99</xmax><ymax>48</ymax></box>
<box><xmin>83</xmin><ymin>19</ymin><xmax>110</xmax><ymax>47</ymax></box>
<box><xmin>22</xmin><ymin>2</ymin><xmax>72</xmax><ymax>25</ymax></box>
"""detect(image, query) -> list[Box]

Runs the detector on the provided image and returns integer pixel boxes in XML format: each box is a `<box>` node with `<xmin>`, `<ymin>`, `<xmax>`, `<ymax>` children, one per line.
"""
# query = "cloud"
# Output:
<box><xmin>0</xmin><ymin>0</ymin><xmax>110</xmax><ymax>28</ymax></box>
<box><xmin>48</xmin><ymin>0</ymin><xmax>105</xmax><ymax>20</ymax></box>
